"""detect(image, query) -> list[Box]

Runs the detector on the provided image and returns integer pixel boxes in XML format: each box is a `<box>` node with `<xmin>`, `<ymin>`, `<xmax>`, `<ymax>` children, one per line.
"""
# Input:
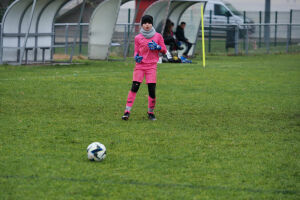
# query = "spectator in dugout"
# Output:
<box><xmin>175</xmin><ymin>21</ymin><xmax>192</xmax><ymax>58</ymax></box>
<box><xmin>163</xmin><ymin>19</ymin><xmax>183</xmax><ymax>52</ymax></box>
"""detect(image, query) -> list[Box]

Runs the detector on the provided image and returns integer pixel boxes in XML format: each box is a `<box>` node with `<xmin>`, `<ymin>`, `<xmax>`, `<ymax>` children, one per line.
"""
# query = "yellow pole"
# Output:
<box><xmin>201</xmin><ymin>5</ymin><xmax>206</xmax><ymax>67</ymax></box>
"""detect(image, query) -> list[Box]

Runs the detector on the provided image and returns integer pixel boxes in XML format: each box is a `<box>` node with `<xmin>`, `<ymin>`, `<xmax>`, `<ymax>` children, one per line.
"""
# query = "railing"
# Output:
<box><xmin>54</xmin><ymin>23</ymin><xmax>89</xmax><ymax>55</ymax></box>
<box><xmin>53</xmin><ymin>22</ymin><xmax>300</xmax><ymax>57</ymax></box>
<box><xmin>0</xmin><ymin>22</ymin><xmax>299</xmax><ymax>64</ymax></box>
<box><xmin>53</xmin><ymin>23</ymin><xmax>140</xmax><ymax>57</ymax></box>
<box><xmin>201</xmin><ymin>23</ymin><xmax>300</xmax><ymax>55</ymax></box>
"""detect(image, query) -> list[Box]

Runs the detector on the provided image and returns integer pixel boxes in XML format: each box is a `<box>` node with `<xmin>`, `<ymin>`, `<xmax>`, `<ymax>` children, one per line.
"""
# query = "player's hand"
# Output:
<box><xmin>134</xmin><ymin>54</ymin><xmax>143</xmax><ymax>63</ymax></box>
<box><xmin>148</xmin><ymin>40</ymin><xmax>161</xmax><ymax>51</ymax></box>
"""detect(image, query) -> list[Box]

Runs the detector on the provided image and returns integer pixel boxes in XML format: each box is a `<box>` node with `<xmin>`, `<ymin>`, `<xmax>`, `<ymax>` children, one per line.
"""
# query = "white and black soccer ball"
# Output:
<box><xmin>87</xmin><ymin>142</ymin><xmax>106</xmax><ymax>162</ymax></box>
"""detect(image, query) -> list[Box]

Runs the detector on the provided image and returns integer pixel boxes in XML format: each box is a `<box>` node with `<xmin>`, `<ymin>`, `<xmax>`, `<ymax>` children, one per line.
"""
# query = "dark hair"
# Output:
<box><xmin>141</xmin><ymin>15</ymin><xmax>153</xmax><ymax>25</ymax></box>
<box><xmin>180</xmin><ymin>22</ymin><xmax>186</xmax><ymax>25</ymax></box>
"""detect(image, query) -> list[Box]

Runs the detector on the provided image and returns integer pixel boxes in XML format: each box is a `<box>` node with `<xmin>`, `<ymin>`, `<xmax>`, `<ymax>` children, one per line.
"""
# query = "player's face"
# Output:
<box><xmin>142</xmin><ymin>23</ymin><xmax>152</xmax><ymax>31</ymax></box>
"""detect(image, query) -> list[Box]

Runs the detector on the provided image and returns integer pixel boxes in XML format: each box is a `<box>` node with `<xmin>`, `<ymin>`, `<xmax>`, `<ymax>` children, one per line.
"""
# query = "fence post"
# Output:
<box><xmin>266</xmin><ymin>24</ymin><xmax>270</xmax><ymax>54</ymax></box>
<box><xmin>51</xmin><ymin>22</ymin><xmax>55</xmax><ymax>60</ymax></box>
<box><xmin>243</xmin><ymin>11</ymin><xmax>246</xmax><ymax>51</ymax></box>
<box><xmin>0</xmin><ymin>23</ymin><xmax>2</xmax><ymax>64</ymax></box>
<box><xmin>289</xmin><ymin>9</ymin><xmax>293</xmax><ymax>45</ymax></box>
<box><xmin>128</xmin><ymin>8</ymin><xmax>131</xmax><ymax>38</ymax></box>
<box><xmin>226</xmin><ymin>14</ymin><xmax>230</xmax><ymax>54</ymax></box>
<box><xmin>234</xmin><ymin>25</ymin><xmax>239</xmax><ymax>55</ymax></box>
<box><xmin>123</xmin><ymin>24</ymin><xmax>127</xmax><ymax>54</ymax></box>
<box><xmin>259</xmin><ymin>11</ymin><xmax>262</xmax><ymax>48</ymax></box>
<box><xmin>274</xmin><ymin>11</ymin><xmax>278</xmax><ymax>46</ymax></box>
<box><xmin>65</xmin><ymin>24</ymin><xmax>69</xmax><ymax>55</ymax></box>
<box><xmin>245</xmin><ymin>25</ymin><xmax>249</xmax><ymax>55</ymax></box>
<box><xmin>79</xmin><ymin>23</ymin><xmax>82</xmax><ymax>55</ymax></box>
<box><xmin>286</xmin><ymin>24</ymin><xmax>290</xmax><ymax>53</ymax></box>
<box><xmin>208</xmin><ymin>10</ymin><xmax>212</xmax><ymax>53</ymax></box>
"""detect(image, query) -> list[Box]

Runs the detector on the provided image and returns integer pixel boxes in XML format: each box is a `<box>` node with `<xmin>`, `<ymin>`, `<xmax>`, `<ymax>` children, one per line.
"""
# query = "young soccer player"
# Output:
<box><xmin>122</xmin><ymin>15</ymin><xmax>167</xmax><ymax>121</ymax></box>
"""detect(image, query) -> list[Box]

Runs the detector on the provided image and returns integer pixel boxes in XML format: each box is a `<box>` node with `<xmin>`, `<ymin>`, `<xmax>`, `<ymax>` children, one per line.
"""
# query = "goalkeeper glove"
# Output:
<box><xmin>148</xmin><ymin>40</ymin><xmax>161</xmax><ymax>50</ymax></box>
<box><xmin>134</xmin><ymin>54</ymin><xmax>143</xmax><ymax>63</ymax></box>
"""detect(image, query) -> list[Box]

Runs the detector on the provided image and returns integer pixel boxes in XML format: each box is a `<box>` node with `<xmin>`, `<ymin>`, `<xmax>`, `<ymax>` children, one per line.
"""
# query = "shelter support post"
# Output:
<box><xmin>19</xmin><ymin>0</ymin><xmax>37</xmax><ymax>65</ymax></box>
<box><xmin>69</xmin><ymin>0</ymin><xmax>87</xmax><ymax>63</ymax></box>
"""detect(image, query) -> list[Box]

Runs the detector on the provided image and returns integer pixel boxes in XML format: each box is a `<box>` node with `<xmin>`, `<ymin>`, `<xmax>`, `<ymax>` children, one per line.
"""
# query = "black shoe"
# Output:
<box><xmin>122</xmin><ymin>112</ymin><xmax>130</xmax><ymax>120</ymax></box>
<box><xmin>147</xmin><ymin>113</ymin><xmax>157</xmax><ymax>121</ymax></box>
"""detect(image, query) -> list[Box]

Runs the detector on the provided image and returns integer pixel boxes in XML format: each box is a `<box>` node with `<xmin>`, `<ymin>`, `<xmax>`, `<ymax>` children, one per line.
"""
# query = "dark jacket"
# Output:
<box><xmin>175</xmin><ymin>25</ymin><xmax>188</xmax><ymax>42</ymax></box>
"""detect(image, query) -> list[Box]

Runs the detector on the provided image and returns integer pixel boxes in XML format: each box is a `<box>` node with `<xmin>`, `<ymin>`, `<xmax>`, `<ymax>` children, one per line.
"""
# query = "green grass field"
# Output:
<box><xmin>0</xmin><ymin>54</ymin><xmax>299</xmax><ymax>199</ymax></box>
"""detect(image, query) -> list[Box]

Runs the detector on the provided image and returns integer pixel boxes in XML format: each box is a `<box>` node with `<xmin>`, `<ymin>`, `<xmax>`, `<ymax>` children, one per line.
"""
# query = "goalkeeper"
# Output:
<box><xmin>122</xmin><ymin>15</ymin><xmax>167</xmax><ymax>121</ymax></box>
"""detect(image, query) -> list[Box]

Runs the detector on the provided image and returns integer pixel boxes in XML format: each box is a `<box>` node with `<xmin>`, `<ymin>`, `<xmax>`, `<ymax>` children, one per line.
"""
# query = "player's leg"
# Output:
<box><xmin>147</xmin><ymin>83</ymin><xmax>157</xmax><ymax>120</ymax></box>
<box><xmin>183</xmin><ymin>42</ymin><xmax>192</xmax><ymax>57</ymax></box>
<box><xmin>122</xmin><ymin>68</ymin><xmax>144</xmax><ymax>120</ymax></box>
<box><xmin>126</xmin><ymin>81</ymin><xmax>141</xmax><ymax>111</ymax></box>
<box><xmin>145</xmin><ymin>68</ymin><xmax>157</xmax><ymax>120</ymax></box>
<box><xmin>122</xmin><ymin>81</ymin><xmax>141</xmax><ymax>120</ymax></box>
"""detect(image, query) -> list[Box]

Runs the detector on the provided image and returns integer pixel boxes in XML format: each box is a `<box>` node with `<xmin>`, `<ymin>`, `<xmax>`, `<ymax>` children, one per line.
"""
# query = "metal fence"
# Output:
<box><xmin>242</xmin><ymin>10</ymin><xmax>300</xmax><ymax>24</ymax></box>
<box><xmin>200</xmin><ymin>23</ymin><xmax>300</xmax><ymax>56</ymax></box>
<box><xmin>54</xmin><ymin>23</ymin><xmax>89</xmax><ymax>56</ymax></box>
<box><xmin>51</xmin><ymin>9</ymin><xmax>300</xmax><ymax>58</ymax></box>
<box><xmin>52</xmin><ymin>22</ymin><xmax>300</xmax><ymax>58</ymax></box>
<box><xmin>53</xmin><ymin>23</ymin><xmax>140</xmax><ymax>58</ymax></box>
<box><xmin>1</xmin><ymin>8</ymin><xmax>300</xmax><ymax>60</ymax></box>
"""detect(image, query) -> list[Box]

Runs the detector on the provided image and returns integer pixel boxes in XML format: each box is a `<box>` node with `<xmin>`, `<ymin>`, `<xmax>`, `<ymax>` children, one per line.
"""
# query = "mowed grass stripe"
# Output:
<box><xmin>0</xmin><ymin>175</ymin><xmax>298</xmax><ymax>195</ymax></box>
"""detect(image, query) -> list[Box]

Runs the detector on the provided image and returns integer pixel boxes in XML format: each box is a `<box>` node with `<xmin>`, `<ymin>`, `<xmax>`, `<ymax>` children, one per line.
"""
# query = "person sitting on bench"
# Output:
<box><xmin>175</xmin><ymin>21</ymin><xmax>192</xmax><ymax>58</ymax></box>
<box><xmin>163</xmin><ymin>20</ymin><xmax>183</xmax><ymax>52</ymax></box>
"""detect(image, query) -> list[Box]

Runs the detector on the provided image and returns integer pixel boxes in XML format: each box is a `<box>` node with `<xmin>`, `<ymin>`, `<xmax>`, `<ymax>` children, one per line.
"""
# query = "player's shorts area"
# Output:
<box><xmin>133</xmin><ymin>63</ymin><xmax>157</xmax><ymax>84</ymax></box>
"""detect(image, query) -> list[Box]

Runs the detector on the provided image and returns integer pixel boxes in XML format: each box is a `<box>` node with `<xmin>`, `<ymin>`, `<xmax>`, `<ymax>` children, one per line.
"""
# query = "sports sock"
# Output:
<box><xmin>148</xmin><ymin>96</ymin><xmax>156</xmax><ymax>113</ymax></box>
<box><xmin>125</xmin><ymin>91</ymin><xmax>137</xmax><ymax>112</ymax></box>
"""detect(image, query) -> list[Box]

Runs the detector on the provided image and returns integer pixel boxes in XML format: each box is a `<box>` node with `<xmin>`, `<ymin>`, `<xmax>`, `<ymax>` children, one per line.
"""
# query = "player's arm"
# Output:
<box><xmin>134</xmin><ymin>36</ymin><xmax>139</xmax><ymax>56</ymax></box>
<box><xmin>134</xmin><ymin>36</ymin><xmax>143</xmax><ymax>63</ymax></box>
<box><xmin>158</xmin><ymin>34</ymin><xmax>167</xmax><ymax>54</ymax></box>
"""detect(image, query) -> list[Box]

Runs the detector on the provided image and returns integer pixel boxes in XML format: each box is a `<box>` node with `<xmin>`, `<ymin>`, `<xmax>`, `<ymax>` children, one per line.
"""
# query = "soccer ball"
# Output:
<box><xmin>87</xmin><ymin>142</ymin><xmax>106</xmax><ymax>162</ymax></box>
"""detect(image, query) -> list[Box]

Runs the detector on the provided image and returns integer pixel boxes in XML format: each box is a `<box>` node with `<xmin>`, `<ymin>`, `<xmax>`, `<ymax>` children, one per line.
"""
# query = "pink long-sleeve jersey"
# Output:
<box><xmin>134</xmin><ymin>32</ymin><xmax>167</xmax><ymax>65</ymax></box>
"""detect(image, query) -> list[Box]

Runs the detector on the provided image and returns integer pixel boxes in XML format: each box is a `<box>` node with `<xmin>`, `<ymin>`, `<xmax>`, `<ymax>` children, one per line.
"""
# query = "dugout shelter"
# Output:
<box><xmin>0</xmin><ymin>0</ymin><xmax>73</xmax><ymax>64</ymax></box>
<box><xmin>0</xmin><ymin>0</ymin><xmax>138</xmax><ymax>64</ymax></box>
<box><xmin>144</xmin><ymin>0</ymin><xmax>207</xmax><ymax>57</ymax></box>
<box><xmin>0</xmin><ymin>0</ymin><xmax>207</xmax><ymax>64</ymax></box>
